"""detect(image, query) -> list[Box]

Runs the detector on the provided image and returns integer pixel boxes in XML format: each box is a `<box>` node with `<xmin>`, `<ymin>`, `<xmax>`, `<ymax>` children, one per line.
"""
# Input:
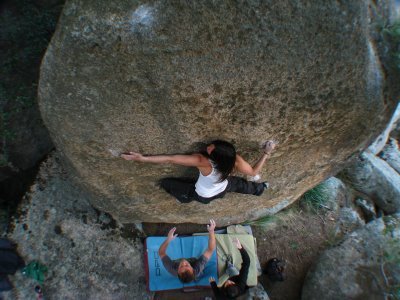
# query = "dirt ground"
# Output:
<box><xmin>142</xmin><ymin>202</ymin><xmax>338</xmax><ymax>300</ymax></box>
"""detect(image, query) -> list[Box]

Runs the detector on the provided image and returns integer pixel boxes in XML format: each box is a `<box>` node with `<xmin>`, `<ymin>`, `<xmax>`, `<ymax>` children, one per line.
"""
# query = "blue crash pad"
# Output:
<box><xmin>145</xmin><ymin>236</ymin><xmax>218</xmax><ymax>291</ymax></box>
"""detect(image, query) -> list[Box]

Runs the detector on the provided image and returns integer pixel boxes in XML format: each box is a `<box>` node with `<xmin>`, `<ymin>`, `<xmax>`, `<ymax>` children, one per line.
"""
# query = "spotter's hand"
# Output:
<box><xmin>207</xmin><ymin>219</ymin><xmax>216</xmax><ymax>233</ymax></box>
<box><xmin>167</xmin><ymin>227</ymin><xmax>178</xmax><ymax>241</ymax></box>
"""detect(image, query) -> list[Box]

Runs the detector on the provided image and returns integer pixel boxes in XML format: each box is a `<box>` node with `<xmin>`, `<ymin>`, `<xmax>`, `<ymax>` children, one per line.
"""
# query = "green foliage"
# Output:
<box><xmin>299</xmin><ymin>183</ymin><xmax>329</xmax><ymax>213</ymax></box>
<box><xmin>0</xmin><ymin>157</ymin><xmax>8</xmax><ymax>168</ymax></box>
<box><xmin>22</xmin><ymin>261</ymin><xmax>48</xmax><ymax>284</ymax></box>
<box><xmin>381</xmin><ymin>20</ymin><xmax>400</xmax><ymax>72</ymax></box>
<box><xmin>382</xmin><ymin>20</ymin><xmax>400</xmax><ymax>41</ymax></box>
<box><xmin>289</xmin><ymin>241</ymin><xmax>299</xmax><ymax>250</ymax></box>
<box><xmin>383</xmin><ymin>239</ymin><xmax>400</xmax><ymax>265</ymax></box>
<box><xmin>381</xmin><ymin>224</ymin><xmax>400</xmax><ymax>299</ymax></box>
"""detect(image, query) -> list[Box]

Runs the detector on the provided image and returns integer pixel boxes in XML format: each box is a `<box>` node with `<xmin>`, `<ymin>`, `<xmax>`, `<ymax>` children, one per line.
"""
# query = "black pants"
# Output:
<box><xmin>159</xmin><ymin>176</ymin><xmax>265</xmax><ymax>204</ymax></box>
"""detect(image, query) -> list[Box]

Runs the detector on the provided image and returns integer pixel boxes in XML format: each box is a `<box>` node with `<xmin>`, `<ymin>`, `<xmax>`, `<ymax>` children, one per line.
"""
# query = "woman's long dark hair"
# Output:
<box><xmin>204</xmin><ymin>140</ymin><xmax>236</xmax><ymax>182</ymax></box>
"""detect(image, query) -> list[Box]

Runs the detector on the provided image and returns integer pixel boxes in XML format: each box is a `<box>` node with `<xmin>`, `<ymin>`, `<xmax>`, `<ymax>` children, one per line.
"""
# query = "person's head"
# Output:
<box><xmin>223</xmin><ymin>280</ymin><xmax>241</xmax><ymax>298</ymax></box>
<box><xmin>205</xmin><ymin>140</ymin><xmax>236</xmax><ymax>182</ymax></box>
<box><xmin>177</xmin><ymin>259</ymin><xmax>195</xmax><ymax>283</ymax></box>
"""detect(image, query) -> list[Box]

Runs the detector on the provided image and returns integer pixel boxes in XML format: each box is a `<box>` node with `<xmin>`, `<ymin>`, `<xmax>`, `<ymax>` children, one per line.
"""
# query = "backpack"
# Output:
<box><xmin>265</xmin><ymin>258</ymin><xmax>285</xmax><ymax>282</ymax></box>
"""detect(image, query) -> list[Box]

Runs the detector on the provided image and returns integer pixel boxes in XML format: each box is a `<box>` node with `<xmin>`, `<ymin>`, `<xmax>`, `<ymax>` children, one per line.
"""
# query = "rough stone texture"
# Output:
<box><xmin>390</xmin><ymin>120</ymin><xmax>400</xmax><ymax>140</ymax></box>
<box><xmin>0</xmin><ymin>107</ymin><xmax>53</xmax><ymax>181</ymax></box>
<box><xmin>302</xmin><ymin>214</ymin><xmax>400</xmax><ymax>300</ymax></box>
<box><xmin>320</xmin><ymin>177</ymin><xmax>366</xmax><ymax>236</ymax></box>
<box><xmin>246</xmin><ymin>283</ymin><xmax>270</xmax><ymax>300</ymax></box>
<box><xmin>334</xmin><ymin>207</ymin><xmax>365</xmax><ymax>237</ymax></box>
<box><xmin>38</xmin><ymin>0</ymin><xmax>399</xmax><ymax>224</ymax></box>
<box><xmin>341</xmin><ymin>152</ymin><xmax>400</xmax><ymax>214</ymax></box>
<box><xmin>380</xmin><ymin>138</ymin><xmax>400</xmax><ymax>174</ymax></box>
<box><xmin>321</xmin><ymin>177</ymin><xmax>349</xmax><ymax>212</ymax></box>
<box><xmin>4</xmin><ymin>154</ymin><xmax>149</xmax><ymax>299</ymax></box>
<box><xmin>368</xmin><ymin>103</ymin><xmax>400</xmax><ymax>154</ymax></box>
<box><xmin>355</xmin><ymin>197</ymin><xmax>378</xmax><ymax>222</ymax></box>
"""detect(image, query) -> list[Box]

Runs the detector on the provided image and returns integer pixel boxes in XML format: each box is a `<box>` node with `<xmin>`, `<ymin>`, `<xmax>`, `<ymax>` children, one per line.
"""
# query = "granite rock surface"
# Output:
<box><xmin>341</xmin><ymin>151</ymin><xmax>400</xmax><ymax>214</ymax></box>
<box><xmin>302</xmin><ymin>214</ymin><xmax>400</xmax><ymax>300</ymax></box>
<box><xmin>4</xmin><ymin>154</ymin><xmax>149</xmax><ymax>299</ymax></box>
<box><xmin>39</xmin><ymin>0</ymin><xmax>399</xmax><ymax>223</ymax></box>
<box><xmin>380</xmin><ymin>138</ymin><xmax>400</xmax><ymax>174</ymax></box>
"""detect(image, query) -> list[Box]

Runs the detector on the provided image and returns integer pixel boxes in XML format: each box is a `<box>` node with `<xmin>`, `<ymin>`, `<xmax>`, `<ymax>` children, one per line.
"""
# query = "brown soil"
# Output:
<box><xmin>142</xmin><ymin>203</ymin><xmax>338</xmax><ymax>300</ymax></box>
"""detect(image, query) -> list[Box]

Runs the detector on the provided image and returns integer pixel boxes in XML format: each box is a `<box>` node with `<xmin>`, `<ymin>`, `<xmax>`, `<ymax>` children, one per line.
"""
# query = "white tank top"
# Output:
<box><xmin>195</xmin><ymin>162</ymin><xmax>228</xmax><ymax>198</ymax></box>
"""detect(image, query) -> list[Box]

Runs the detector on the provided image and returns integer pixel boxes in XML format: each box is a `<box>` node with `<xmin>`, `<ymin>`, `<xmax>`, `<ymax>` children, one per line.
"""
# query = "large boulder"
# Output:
<box><xmin>340</xmin><ymin>152</ymin><xmax>400</xmax><ymax>214</ymax></box>
<box><xmin>38</xmin><ymin>0</ymin><xmax>399</xmax><ymax>224</ymax></box>
<box><xmin>302</xmin><ymin>214</ymin><xmax>400</xmax><ymax>300</ymax></box>
<box><xmin>4</xmin><ymin>155</ymin><xmax>148</xmax><ymax>299</ymax></box>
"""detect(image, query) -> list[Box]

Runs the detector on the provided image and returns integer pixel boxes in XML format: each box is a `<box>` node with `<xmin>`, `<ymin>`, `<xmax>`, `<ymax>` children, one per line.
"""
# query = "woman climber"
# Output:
<box><xmin>121</xmin><ymin>140</ymin><xmax>276</xmax><ymax>204</ymax></box>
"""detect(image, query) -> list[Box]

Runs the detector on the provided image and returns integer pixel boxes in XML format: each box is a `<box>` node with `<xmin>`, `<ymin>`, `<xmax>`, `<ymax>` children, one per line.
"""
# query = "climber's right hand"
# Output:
<box><xmin>121</xmin><ymin>152</ymin><xmax>143</xmax><ymax>161</ymax></box>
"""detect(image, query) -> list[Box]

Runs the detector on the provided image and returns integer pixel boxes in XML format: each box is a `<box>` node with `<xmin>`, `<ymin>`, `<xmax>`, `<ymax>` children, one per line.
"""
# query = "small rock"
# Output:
<box><xmin>334</xmin><ymin>207</ymin><xmax>365</xmax><ymax>237</ymax></box>
<box><xmin>321</xmin><ymin>177</ymin><xmax>349</xmax><ymax>212</ymax></box>
<box><xmin>98</xmin><ymin>212</ymin><xmax>112</xmax><ymax>225</ymax></box>
<box><xmin>390</xmin><ymin>120</ymin><xmax>400</xmax><ymax>140</ymax></box>
<box><xmin>246</xmin><ymin>283</ymin><xmax>270</xmax><ymax>300</ymax></box>
<box><xmin>355</xmin><ymin>198</ymin><xmax>377</xmax><ymax>222</ymax></box>
<box><xmin>380</xmin><ymin>138</ymin><xmax>400</xmax><ymax>174</ymax></box>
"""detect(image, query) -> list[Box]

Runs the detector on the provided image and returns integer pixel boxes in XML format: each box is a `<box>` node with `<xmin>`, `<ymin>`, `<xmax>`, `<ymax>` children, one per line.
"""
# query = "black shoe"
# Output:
<box><xmin>176</xmin><ymin>196</ymin><xmax>193</xmax><ymax>203</ymax></box>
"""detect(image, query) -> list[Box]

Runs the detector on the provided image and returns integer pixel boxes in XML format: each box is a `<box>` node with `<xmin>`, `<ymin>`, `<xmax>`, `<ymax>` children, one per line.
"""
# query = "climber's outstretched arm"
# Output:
<box><xmin>121</xmin><ymin>152</ymin><xmax>209</xmax><ymax>168</ymax></box>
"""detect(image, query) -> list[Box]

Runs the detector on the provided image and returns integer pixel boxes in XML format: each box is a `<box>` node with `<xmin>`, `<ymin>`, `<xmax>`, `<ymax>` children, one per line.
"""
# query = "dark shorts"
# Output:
<box><xmin>159</xmin><ymin>176</ymin><xmax>265</xmax><ymax>204</ymax></box>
